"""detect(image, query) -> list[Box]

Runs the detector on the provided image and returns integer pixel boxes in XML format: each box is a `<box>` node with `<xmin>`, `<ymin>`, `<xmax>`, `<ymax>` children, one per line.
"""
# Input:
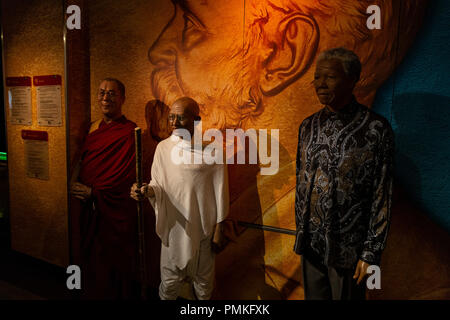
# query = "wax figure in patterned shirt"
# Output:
<box><xmin>71</xmin><ymin>78</ymin><xmax>138</xmax><ymax>299</ymax></box>
<box><xmin>294</xmin><ymin>48</ymin><xmax>395</xmax><ymax>300</ymax></box>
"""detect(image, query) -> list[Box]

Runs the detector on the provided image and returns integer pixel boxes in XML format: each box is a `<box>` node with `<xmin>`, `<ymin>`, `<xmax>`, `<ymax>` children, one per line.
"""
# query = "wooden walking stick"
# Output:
<box><xmin>135</xmin><ymin>127</ymin><xmax>148</xmax><ymax>299</ymax></box>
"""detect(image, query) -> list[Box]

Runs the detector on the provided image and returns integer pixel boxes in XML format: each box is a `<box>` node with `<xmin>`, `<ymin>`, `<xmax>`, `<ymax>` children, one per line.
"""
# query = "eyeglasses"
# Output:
<box><xmin>98</xmin><ymin>90</ymin><xmax>118</xmax><ymax>98</ymax></box>
<box><xmin>168</xmin><ymin>114</ymin><xmax>187</xmax><ymax>122</ymax></box>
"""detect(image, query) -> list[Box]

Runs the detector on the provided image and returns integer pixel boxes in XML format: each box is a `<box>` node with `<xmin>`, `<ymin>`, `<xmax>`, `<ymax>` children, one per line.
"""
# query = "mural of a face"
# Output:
<box><xmin>149</xmin><ymin>0</ymin><xmax>248</xmax><ymax>130</ymax></box>
<box><xmin>148</xmin><ymin>0</ymin><xmax>426</xmax><ymax>157</ymax></box>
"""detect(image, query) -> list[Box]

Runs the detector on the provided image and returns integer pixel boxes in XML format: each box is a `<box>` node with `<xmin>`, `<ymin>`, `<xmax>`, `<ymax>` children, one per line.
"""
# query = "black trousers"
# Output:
<box><xmin>301</xmin><ymin>253</ymin><xmax>366</xmax><ymax>300</ymax></box>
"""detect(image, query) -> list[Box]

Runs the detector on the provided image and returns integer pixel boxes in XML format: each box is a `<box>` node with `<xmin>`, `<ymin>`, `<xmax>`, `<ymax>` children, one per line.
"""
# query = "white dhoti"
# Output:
<box><xmin>148</xmin><ymin>135</ymin><xmax>229</xmax><ymax>300</ymax></box>
<box><xmin>159</xmin><ymin>234</ymin><xmax>215</xmax><ymax>300</ymax></box>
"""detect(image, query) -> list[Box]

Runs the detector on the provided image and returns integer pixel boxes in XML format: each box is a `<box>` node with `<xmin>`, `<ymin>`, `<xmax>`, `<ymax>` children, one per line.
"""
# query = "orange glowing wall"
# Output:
<box><xmin>4</xmin><ymin>0</ymin><xmax>445</xmax><ymax>300</ymax></box>
<box><xmin>2</xmin><ymin>0</ymin><xmax>69</xmax><ymax>266</ymax></box>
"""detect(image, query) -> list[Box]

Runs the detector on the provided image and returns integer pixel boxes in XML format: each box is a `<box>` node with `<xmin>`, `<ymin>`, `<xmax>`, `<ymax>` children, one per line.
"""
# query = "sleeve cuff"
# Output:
<box><xmin>360</xmin><ymin>250</ymin><xmax>381</xmax><ymax>265</ymax></box>
<box><xmin>293</xmin><ymin>229</ymin><xmax>305</xmax><ymax>255</ymax></box>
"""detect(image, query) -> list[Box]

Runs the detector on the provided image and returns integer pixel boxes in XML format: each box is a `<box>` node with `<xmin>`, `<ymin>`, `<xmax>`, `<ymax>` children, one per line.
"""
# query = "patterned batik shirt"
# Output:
<box><xmin>293</xmin><ymin>97</ymin><xmax>394</xmax><ymax>269</ymax></box>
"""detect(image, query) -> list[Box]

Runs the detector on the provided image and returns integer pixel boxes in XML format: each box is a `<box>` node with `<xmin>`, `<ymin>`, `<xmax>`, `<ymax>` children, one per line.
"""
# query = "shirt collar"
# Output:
<box><xmin>323</xmin><ymin>96</ymin><xmax>359</xmax><ymax>120</ymax></box>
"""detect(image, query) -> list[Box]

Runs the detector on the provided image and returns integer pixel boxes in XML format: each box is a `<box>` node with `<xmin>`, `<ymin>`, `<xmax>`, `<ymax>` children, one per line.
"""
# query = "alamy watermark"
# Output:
<box><xmin>66</xmin><ymin>265</ymin><xmax>81</xmax><ymax>290</ymax></box>
<box><xmin>366</xmin><ymin>265</ymin><xmax>381</xmax><ymax>290</ymax></box>
<box><xmin>65</xmin><ymin>263</ymin><xmax>380</xmax><ymax>291</ymax></box>
<box><xmin>170</xmin><ymin>122</ymin><xmax>279</xmax><ymax>175</ymax></box>
<box><xmin>66</xmin><ymin>5</ymin><xmax>81</xmax><ymax>30</ymax></box>
<box><xmin>67</xmin><ymin>4</ymin><xmax>382</xmax><ymax>31</ymax></box>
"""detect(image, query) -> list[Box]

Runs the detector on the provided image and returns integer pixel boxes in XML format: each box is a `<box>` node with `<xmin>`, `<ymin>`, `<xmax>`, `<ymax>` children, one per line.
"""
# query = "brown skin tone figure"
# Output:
<box><xmin>97</xmin><ymin>80</ymin><xmax>126</xmax><ymax>124</ymax></box>
<box><xmin>130</xmin><ymin>97</ymin><xmax>226</xmax><ymax>252</ymax></box>
<box><xmin>70</xmin><ymin>80</ymin><xmax>125</xmax><ymax>201</ymax></box>
<box><xmin>313</xmin><ymin>57</ymin><xmax>369</xmax><ymax>284</ymax></box>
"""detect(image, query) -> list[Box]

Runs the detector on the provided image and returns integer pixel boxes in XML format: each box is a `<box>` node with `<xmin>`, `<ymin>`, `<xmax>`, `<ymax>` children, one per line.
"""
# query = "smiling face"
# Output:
<box><xmin>314</xmin><ymin>58</ymin><xmax>356</xmax><ymax>111</ymax></box>
<box><xmin>97</xmin><ymin>80</ymin><xmax>125</xmax><ymax>121</ymax></box>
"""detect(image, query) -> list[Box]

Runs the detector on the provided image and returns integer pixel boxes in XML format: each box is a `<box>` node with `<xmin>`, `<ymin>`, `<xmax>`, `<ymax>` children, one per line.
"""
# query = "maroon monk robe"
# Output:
<box><xmin>78</xmin><ymin>116</ymin><xmax>138</xmax><ymax>299</ymax></box>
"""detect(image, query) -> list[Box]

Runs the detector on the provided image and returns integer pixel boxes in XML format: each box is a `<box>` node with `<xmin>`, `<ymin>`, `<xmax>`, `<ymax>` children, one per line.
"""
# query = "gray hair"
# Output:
<box><xmin>317</xmin><ymin>47</ymin><xmax>362</xmax><ymax>81</ymax></box>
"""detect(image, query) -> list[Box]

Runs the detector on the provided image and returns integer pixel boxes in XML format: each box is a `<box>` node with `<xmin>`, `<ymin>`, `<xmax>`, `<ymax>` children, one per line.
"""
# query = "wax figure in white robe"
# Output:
<box><xmin>148</xmin><ymin>133</ymin><xmax>229</xmax><ymax>300</ymax></box>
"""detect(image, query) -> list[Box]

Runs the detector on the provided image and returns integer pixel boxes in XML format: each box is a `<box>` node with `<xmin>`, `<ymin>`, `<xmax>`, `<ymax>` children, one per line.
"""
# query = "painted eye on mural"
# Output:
<box><xmin>182</xmin><ymin>13</ymin><xmax>207</xmax><ymax>51</ymax></box>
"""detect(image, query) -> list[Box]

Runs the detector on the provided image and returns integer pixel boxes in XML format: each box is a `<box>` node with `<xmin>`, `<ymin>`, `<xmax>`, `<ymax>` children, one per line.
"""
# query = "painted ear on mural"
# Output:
<box><xmin>259</xmin><ymin>13</ymin><xmax>319</xmax><ymax>97</ymax></box>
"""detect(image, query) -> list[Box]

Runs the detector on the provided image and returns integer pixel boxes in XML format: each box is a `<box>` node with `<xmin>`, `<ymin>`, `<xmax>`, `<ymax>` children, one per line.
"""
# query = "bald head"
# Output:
<box><xmin>171</xmin><ymin>97</ymin><xmax>200</xmax><ymax>119</ymax></box>
<box><xmin>169</xmin><ymin>97</ymin><xmax>201</xmax><ymax>136</ymax></box>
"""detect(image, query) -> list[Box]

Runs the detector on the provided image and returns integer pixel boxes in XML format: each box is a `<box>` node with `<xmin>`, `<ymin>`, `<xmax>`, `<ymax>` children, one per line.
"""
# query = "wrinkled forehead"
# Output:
<box><xmin>170</xmin><ymin>101</ymin><xmax>198</xmax><ymax>117</ymax></box>
<box><xmin>98</xmin><ymin>80</ymin><xmax>120</xmax><ymax>91</ymax></box>
<box><xmin>170</xmin><ymin>102</ymin><xmax>190</xmax><ymax>115</ymax></box>
<box><xmin>173</xmin><ymin>0</ymin><xmax>243</xmax><ymax>24</ymax></box>
<box><xmin>315</xmin><ymin>58</ymin><xmax>346</xmax><ymax>74</ymax></box>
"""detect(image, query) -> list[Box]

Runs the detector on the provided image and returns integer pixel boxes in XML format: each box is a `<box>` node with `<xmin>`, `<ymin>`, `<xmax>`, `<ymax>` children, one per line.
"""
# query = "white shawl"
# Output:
<box><xmin>149</xmin><ymin>135</ymin><xmax>229</xmax><ymax>269</ymax></box>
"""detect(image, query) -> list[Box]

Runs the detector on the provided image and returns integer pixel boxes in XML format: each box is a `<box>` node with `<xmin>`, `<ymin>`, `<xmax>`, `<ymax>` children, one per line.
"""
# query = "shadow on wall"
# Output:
<box><xmin>368</xmin><ymin>186</ymin><xmax>450</xmax><ymax>299</ymax></box>
<box><xmin>213</xmin><ymin>134</ymin><xmax>298</xmax><ymax>299</ymax></box>
<box><xmin>392</xmin><ymin>93</ymin><xmax>450</xmax><ymax>231</ymax></box>
<box><xmin>141</xmin><ymin>99</ymin><xmax>171</xmax><ymax>291</ymax></box>
<box><xmin>368</xmin><ymin>92</ymin><xmax>450</xmax><ymax>299</ymax></box>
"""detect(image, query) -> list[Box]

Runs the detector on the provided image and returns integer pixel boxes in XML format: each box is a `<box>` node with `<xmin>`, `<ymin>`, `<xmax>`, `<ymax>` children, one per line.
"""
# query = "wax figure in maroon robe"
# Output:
<box><xmin>70</xmin><ymin>78</ymin><xmax>138</xmax><ymax>299</ymax></box>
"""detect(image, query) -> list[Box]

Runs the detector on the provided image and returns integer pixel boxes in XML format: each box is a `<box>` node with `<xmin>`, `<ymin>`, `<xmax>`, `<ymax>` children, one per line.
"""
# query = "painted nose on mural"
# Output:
<box><xmin>148</xmin><ymin>17</ymin><xmax>178</xmax><ymax>67</ymax></box>
<box><xmin>148</xmin><ymin>39</ymin><xmax>177</xmax><ymax>67</ymax></box>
